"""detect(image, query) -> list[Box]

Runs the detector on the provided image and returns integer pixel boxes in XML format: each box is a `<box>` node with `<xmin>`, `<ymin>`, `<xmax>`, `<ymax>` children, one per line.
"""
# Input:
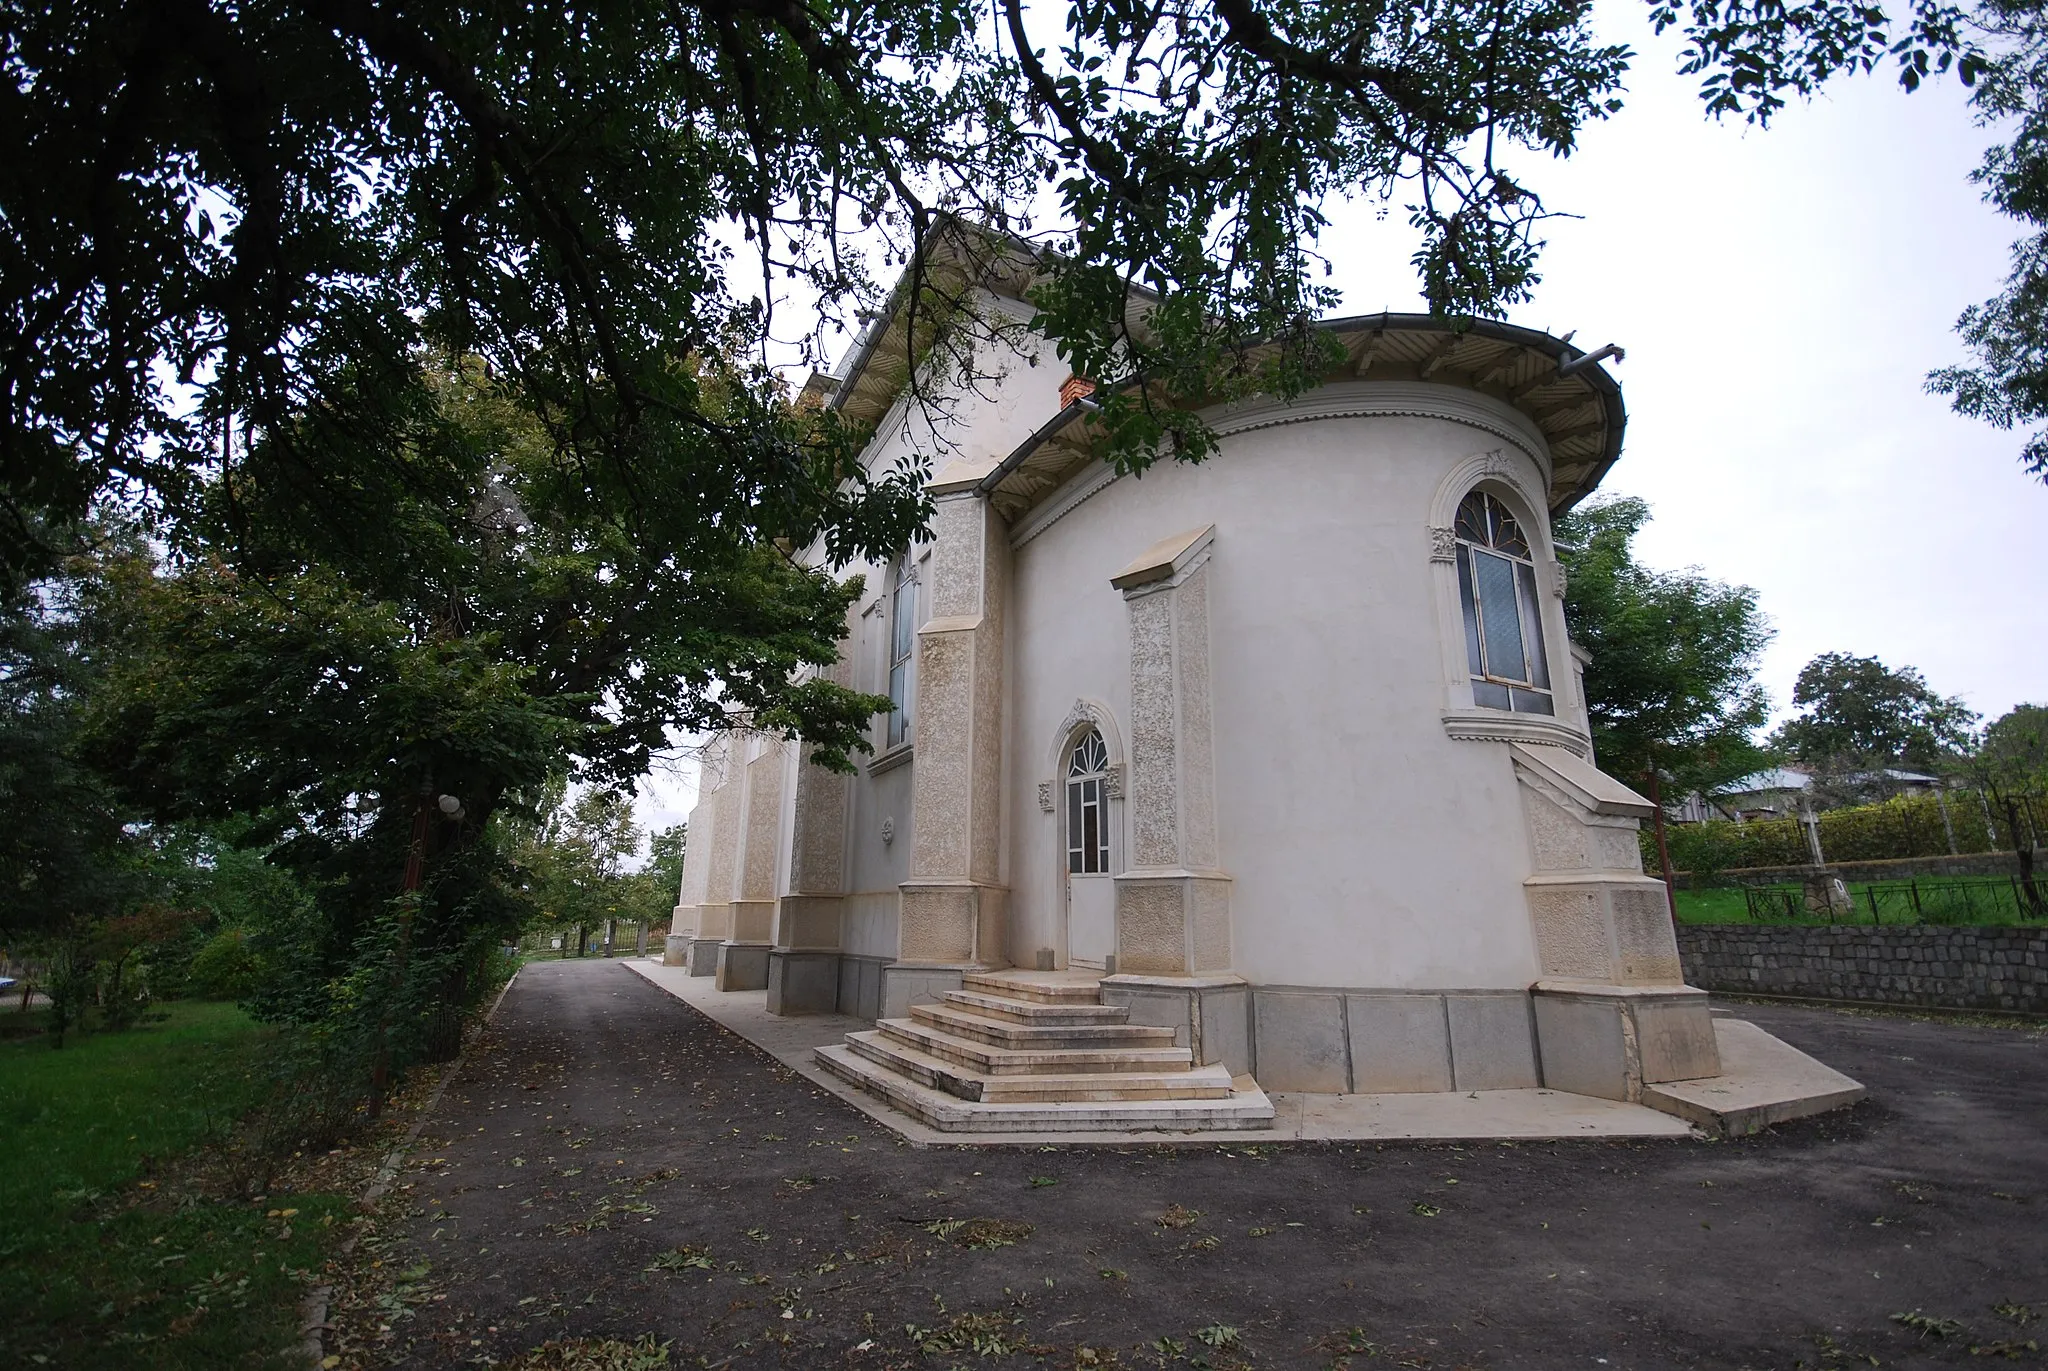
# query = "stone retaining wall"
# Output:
<box><xmin>1677</xmin><ymin>924</ymin><xmax>2048</xmax><ymax>1013</ymax></box>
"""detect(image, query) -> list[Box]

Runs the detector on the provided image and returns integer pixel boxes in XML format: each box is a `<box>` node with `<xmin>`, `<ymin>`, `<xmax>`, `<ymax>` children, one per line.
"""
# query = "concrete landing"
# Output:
<box><xmin>1642</xmin><ymin>1018</ymin><xmax>1867</xmax><ymax>1136</ymax></box>
<box><xmin>621</xmin><ymin>959</ymin><xmax>1700</xmax><ymax>1145</ymax></box>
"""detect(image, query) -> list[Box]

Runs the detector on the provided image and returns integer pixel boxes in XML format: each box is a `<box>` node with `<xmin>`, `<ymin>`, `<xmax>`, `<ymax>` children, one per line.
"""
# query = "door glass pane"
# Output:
<box><xmin>1474</xmin><ymin>550</ymin><xmax>1528</xmax><ymax>683</ymax></box>
<box><xmin>1514</xmin><ymin>561</ymin><xmax>1551</xmax><ymax>689</ymax></box>
<box><xmin>1081</xmin><ymin>781</ymin><xmax>1101</xmax><ymax>873</ymax></box>
<box><xmin>1067</xmin><ymin>780</ymin><xmax>1083</xmax><ymax>873</ymax></box>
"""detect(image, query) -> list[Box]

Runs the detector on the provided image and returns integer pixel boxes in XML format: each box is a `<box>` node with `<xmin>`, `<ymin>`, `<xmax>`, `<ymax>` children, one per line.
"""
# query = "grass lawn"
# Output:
<box><xmin>1674</xmin><ymin>874</ymin><xmax>2041</xmax><ymax>926</ymax></box>
<box><xmin>1674</xmin><ymin>886</ymin><xmax>1755</xmax><ymax>923</ymax></box>
<box><xmin>0</xmin><ymin>1000</ymin><xmax>350</xmax><ymax>1370</ymax></box>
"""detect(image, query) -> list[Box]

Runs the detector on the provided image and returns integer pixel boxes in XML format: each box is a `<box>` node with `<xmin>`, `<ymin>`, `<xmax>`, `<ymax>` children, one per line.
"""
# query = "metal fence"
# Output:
<box><xmin>1743</xmin><ymin>877</ymin><xmax>2046</xmax><ymax>924</ymax></box>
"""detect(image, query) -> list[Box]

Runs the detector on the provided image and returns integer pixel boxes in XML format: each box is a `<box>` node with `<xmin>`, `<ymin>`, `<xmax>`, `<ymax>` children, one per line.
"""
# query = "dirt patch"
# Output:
<box><xmin>334</xmin><ymin>960</ymin><xmax>2048</xmax><ymax>1370</ymax></box>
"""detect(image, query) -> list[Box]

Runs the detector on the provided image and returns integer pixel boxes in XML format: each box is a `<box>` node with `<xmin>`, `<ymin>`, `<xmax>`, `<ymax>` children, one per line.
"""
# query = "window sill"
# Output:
<box><xmin>1440</xmin><ymin>709</ymin><xmax>1592</xmax><ymax>757</ymax></box>
<box><xmin>866</xmin><ymin>742</ymin><xmax>914</xmax><ymax>776</ymax></box>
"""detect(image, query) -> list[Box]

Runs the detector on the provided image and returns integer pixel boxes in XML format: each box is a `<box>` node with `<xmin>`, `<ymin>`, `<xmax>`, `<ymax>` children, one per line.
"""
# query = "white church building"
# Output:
<box><xmin>666</xmin><ymin>243</ymin><xmax>1812</xmax><ymax>1131</ymax></box>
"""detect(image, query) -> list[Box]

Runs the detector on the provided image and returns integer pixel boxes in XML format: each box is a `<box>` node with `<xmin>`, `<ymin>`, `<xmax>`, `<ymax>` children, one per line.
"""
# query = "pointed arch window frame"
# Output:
<box><xmin>1453</xmin><ymin>490</ymin><xmax>1555</xmax><ymax>716</ymax></box>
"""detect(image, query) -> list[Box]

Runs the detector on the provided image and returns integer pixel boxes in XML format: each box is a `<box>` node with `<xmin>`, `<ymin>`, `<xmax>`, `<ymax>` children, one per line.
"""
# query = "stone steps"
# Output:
<box><xmin>843</xmin><ymin>1030</ymin><xmax>1237</xmax><ymax>1102</ymax></box>
<box><xmin>960</xmin><ymin>970</ymin><xmax>1104</xmax><ymax>1004</ymax></box>
<box><xmin>814</xmin><ymin>971</ymin><xmax>1275</xmax><ymax>1134</ymax></box>
<box><xmin>908</xmin><ymin>1001</ymin><xmax>1178</xmax><ymax>1050</ymax></box>
<box><xmin>876</xmin><ymin>1016</ymin><xmax>1193</xmax><ymax>1075</ymax></box>
<box><xmin>815</xmin><ymin>1044</ymin><xmax>1275</xmax><ymax>1133</ymax></box>
<box><xmin>939</xmin><ymin>988</ymin><xmax>1129</xmax><ymax>1026</ymax></box>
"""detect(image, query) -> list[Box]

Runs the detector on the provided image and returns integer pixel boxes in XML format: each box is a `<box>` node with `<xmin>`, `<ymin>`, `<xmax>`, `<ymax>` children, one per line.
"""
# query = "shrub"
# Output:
<box><xmin>1654</xmin><ymin>789</ymin><xmax>2028</xmax><ymax>877</ymax></box>
<box><xmin>188</xmin><ymin>928</ymin><xmax>266</xmax><ymax>1001</ymax></box>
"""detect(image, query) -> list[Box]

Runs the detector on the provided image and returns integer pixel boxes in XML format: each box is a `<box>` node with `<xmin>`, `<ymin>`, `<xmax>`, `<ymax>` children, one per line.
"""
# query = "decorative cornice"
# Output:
<box><xmin>1009</xmin><ymin>383</ymin><xmax>1552</xmax><ymax>550</ymax></box>
<box><xmin>1009</xmin><ymin>458</ymin><xmax>1120</xmax><ymax>549</ymax></box>
<box><xmin>1208</xmin><ymin>382</ymin><xmax>1550</xmax><ymax>477</ymax></box>
<box><xmin>1111</xmin><ymin>524</ymin><xmax>1216</xmax><ymax>593</ymax></box>
<box><xmin>1440</xmin><ymin>709</ymin><xmax>1593</xmax><ymax>757</ymax></box>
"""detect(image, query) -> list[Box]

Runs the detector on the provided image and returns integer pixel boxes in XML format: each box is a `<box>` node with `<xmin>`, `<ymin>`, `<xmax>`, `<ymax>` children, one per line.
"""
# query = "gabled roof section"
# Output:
<box><xmin>826</xmin><ymin>221</ymin><xmax>1043</xmax><ymax>431</ymax></box>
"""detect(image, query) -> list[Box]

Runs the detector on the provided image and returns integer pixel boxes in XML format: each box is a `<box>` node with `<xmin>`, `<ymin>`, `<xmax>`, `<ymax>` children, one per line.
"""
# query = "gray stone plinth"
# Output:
<box><xmin>1344</xmin><ymin>994</ymin><xmax>1454</xmax><ymax>1093</ymax></box>
<box><xmin>881</xmin><ymin>963</ymin><xmax>994</xmax><ymax>1020</ymax></box>
<box><xmin>836</xmin><ymin>955</ymin><xmax>888</xmax><ymax>1022</ymax></box>
<box><xmin>766</xmin><ymin>950</ymin><xmax>841</xmax><ymax>1015</ymax></box>
<box><xmin>662</xmin><ymin>934</ymin><xmax>689</xmax><ymax>967</ymax></box>
<box><xmin>1251</xmin><ymin>991</ymin><xmax>1351</xmax><ymax>1092</ymax></box>
<box><xmin>686</xmin><ymin>937</ymin><xmax>723</xmax><ymax>977</ymax></box>
<box><xmin>1445</xmin><ymin>992</ymin><xmax>1542</xmax><ymax>1091</ymax></box>
<box><xmin>1242</xmin><ymin>987</ymin><xmax>1544</xmax><ymax>1095</ymax></box>
<box><xmin>716</xmin><ymin>942</ymin><xmax>771</xmax><ymax>992</ymax></box>
<box><xmin>1532</xmin><ymin>982</ymin><xmax>1720</xmax><ymax>1102</ymax></box>
<box><xmin>1100</xmin><ymin>974</ymin><xmax>1251</xmax><ymax>1075</ymax></box>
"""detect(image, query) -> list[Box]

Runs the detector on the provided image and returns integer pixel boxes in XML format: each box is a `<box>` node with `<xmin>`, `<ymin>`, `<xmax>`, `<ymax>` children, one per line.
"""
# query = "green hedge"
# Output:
<box><xmin>1644</xmin><ymin>791</ymin><xmax>2040</xmax><ymax>877</ymax></box>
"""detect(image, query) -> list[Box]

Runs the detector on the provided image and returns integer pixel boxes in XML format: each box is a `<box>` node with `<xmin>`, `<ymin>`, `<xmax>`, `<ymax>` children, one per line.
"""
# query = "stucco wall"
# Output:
<box><xmin>1004</xmin><ymin>384</ymin><xmax>1581</xmax><ymax>990</ymax></box>
<box><xmin>1678</xmin><ymin>924</ymin><xmax>2048</xmax><ymax>1012</ymax></box>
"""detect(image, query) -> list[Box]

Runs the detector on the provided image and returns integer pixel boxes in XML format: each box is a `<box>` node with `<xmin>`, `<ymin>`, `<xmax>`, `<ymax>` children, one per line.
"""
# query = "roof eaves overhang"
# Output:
<box><xmin>979</xmin><ymin>313</ymin><xmax>1626</xmax><ymax>524</ymax></box>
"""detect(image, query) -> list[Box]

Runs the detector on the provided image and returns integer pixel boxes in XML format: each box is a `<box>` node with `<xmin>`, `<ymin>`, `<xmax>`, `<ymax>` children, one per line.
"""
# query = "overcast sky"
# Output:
<box><xmin>633</xmin><ymin>5</ymin><xmax>2048</xmax><ymax>846</ymax></box>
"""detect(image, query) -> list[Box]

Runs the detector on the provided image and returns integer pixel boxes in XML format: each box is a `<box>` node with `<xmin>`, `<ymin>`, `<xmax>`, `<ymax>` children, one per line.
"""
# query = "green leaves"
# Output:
<box><xmin>1554</xmin><ymin>496</ymin><xmax>1774</xmax><ymax>796</ymax></box>
<box><xmin>1773</xmin><ymin>652</ymin><xmax>1977</xmax><ymax>776</ymax></box>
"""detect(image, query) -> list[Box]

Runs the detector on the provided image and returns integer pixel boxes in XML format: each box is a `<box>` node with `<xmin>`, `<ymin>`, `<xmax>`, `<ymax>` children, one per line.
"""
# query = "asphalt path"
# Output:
<box><xmin>372</xmin><ymin>957</ymin><xmax>2047</xmax><ymax>1369</ymax></box>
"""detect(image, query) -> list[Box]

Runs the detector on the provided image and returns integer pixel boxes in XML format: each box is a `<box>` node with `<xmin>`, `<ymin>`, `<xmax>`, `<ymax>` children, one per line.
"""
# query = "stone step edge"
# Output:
<box><xmin>816</xmin><ymin>1044</ymin><xmax>1276</xmax><ymax>1134</ymax></box>
<box><xmin>940</xmin><ymin>989</ymin><xmax>1129</xmax><ymax>1025</ymax></box>
<box><xmin>876</xmin><ymin>1018</ymin><xmax>1195</xmax><ymax>1075</ymax></box>
<box><xmin>844</xmin><ymin>1031</ymin><xmax>1236</xmax><ymax>1103</ymax></box>
<box><xmin>909</xmin><ymin>1002</ymin><xmax>1178</xmax><ymax>1048</ymax></box>
<box><xmin>959</xmin><ymin>972</ymin><xmax>1103</xmax><ymax>1004</ymax></box>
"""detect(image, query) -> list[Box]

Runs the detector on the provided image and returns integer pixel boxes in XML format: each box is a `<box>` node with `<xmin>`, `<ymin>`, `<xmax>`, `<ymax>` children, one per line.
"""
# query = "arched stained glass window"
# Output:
<box><xmin>1066</xmin><ymin>728</ymin><xmax>1111</xmax><ymax>874</ymax></box>
<box><xmin>1454</xmin><ymin>490</ymin><xmax>1554</xmax><ymax>715</ymax></box>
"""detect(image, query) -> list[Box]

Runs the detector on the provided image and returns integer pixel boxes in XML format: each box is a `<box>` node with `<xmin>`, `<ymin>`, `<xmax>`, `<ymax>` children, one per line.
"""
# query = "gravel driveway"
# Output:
<box><xmin>366</xmin><ymin>958</ymin><xmax>2047</xmax><ymax>1370</ymax></box>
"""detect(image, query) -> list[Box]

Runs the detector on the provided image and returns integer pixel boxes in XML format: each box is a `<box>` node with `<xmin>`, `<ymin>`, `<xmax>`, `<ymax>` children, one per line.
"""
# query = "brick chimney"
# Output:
<box><xmin>1059</xmin><ymin>374</ymin><xmax>1095</xmax><ymax>408</ymax></box>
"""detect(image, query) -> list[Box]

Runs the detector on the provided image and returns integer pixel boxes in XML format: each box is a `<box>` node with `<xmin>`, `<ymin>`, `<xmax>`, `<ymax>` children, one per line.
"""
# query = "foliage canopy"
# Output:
<box><xmin>1772</xmin><ymin>651</ymin><xmax>1978</xmax><ymax>779</ymax></box>
<box><xmin>2</xmin><ymin>0</ymin><xmax>1991</xmax><ymax>593</ymax></box>
<box><xmin>1553</xmin><ymin>495</ymin><xmax>1773</xmax><ymax>795</ymax></box>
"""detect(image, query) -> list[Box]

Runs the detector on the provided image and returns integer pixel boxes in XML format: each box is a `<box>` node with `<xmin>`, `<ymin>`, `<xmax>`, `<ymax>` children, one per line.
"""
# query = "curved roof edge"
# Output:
<box><xmin>977</xmin><ymin>313</ymin><xmax>1625</xmax><ymax>524</ymax></box>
